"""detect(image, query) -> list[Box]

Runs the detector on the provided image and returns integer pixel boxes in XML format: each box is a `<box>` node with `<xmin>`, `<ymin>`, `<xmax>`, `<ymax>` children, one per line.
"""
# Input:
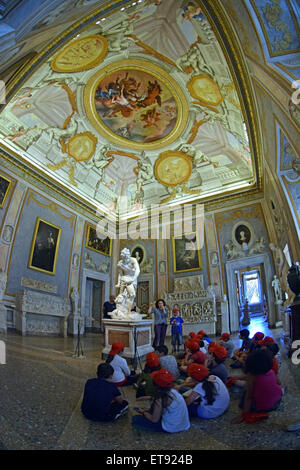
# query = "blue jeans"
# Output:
<box><xmin>171</xmin><ymin>332</ymin><xmax>182</xmax><ymax>347</ymax></box>
<box><xmin>132</xmin><ymin>415</ymin><xmax>165</xmax><ymax>432</ymax></box>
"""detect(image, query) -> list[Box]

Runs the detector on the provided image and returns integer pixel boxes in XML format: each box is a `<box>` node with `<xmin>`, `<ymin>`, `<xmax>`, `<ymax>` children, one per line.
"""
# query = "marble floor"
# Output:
<box><xmin>0</xmin><ymin>317</ymin><xmax>300</xmax><ymax>451</ymax></box>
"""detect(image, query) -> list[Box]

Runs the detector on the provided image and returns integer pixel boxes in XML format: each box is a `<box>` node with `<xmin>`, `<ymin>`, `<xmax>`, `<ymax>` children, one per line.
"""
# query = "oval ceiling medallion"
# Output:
<box><xmin>84</xmin><ymin>59</ymin><xmax>189</xmax><ymax>151</ymax></box>
<box><xmin>187</xmin><ymin>74</ymin><xmax>223</xmax><ymax>107</ymax></box>
<box><xmin>154</xmin><ymin>151</ymin><xmax>193</xmax><ymax>187</ymax></box>
<box><xmin>51</xmin><ymin>35</ymin><xmax>108</xmax><ymax>72</ymax></box>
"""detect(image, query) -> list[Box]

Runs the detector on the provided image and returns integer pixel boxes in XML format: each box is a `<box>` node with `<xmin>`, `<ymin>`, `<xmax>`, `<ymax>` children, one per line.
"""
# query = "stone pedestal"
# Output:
<box><xmin>221</xmin><ymin>298</ymin><xmax>230</xmax><ymax>334</ymax></box>
<box><xmin>102</xmin><ymin>319</ymin><xmax>154</xmax><ymax>365</ymax></box>
<box><xmin>275</xmin><ymin>301</ymin><xmax>283</xmax><ymax>327</ymax></box>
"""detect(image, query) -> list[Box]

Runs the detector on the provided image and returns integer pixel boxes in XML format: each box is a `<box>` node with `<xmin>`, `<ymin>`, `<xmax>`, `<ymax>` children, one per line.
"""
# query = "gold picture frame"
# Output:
<box><xmin>172</xmin><ymin>231</ymin><xmax>202</xmax><ymax>273</ymax></box>
<box><xmin>83</xmin><ymin>58</ymin><xmax>189</xmax><ymax>151</ymax></box>
<box><xmin>28</xmin><ymin>218</ymin><xmax>61</xmax><ymax>275</ymax></box>
<box><xmin>86</xmin><ymin>224</ymin><xmax>112</xmax><ymax>257</ymax></box>
<box><xmin>0</xmin><ymin>173</ymin><xmax>12</xmax><ymax>209</ymax></box>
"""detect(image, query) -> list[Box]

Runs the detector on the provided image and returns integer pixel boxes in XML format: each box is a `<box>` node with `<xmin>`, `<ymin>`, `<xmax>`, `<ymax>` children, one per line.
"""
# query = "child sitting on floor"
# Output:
<box><xmin>218</xmin><ymin>333</ymin><xmax>234</xmax><ymax>359</ymax></box>
<box><xmin>81</xmin><ymin>363</ymin><xmax>129</xmax><ymax>422</ymax></box>
<box><xmin>184</xmin><ymin>363</ymin><xmax>230</xmax><ymax>419</ymax></box>
<box><xmin>132</xmin><ymin>369</ymin><xmax>190</xmax><ymax>433</ymax></box>
<box><xmin>105</xmin><ymin>341</ymin><xmax>139</xmax><ymax>386</ymax></box>
<box><xmin>207</xmin><ymin>343</ymin><xmax>228</xmax><ymax>384</ymax></box>
<box><xmin>231</xmin><ymin>329</ymin><xmax>251</xmax><ymax>369</ymax></box>
<box><xmin>231</xmin><ymin>348</ymin><xmax>283</xmax><ymax>424</ymax></box>
<box><xmin>156</xmin><ymin>345</ymin><xmax>180</xmax><ymax>381</ymax></box>
<box><xmin>135</xmin><ymin>352</ymin><xmax>160</xmax><ymax>399</ymax></box>
<box><xmin>179</xmin><ymin>340</ymin><xmax>206</xmax><ymax>374</ymax></box>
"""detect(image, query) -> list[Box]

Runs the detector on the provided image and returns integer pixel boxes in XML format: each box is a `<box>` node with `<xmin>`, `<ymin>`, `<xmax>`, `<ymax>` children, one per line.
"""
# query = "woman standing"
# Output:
<box><xmin>148</xmin><ymin>299</ymin><xmax>169</xmax><ymax>348</ymax></box>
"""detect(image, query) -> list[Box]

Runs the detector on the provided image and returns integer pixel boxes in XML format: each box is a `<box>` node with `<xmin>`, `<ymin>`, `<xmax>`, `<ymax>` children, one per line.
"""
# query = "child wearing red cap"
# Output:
<box><xmin>105</xmin><ymin>342</ymin><xmax>139</xmax><ymax>386</ymax></box>
<box><xmin>231</xmin><ymin>348</ymin><xmax>283</xmax><ymax>424</ymax></box>
<box><xmin>170</xmin><ymin>308</ymin><xmax>184</xmax><ymax>353</ymax></box>
<box><xmin>184</xmin><ymin>363</ymin><xmax>230</xmax><ymax>419</ymax></box>
<box><xmin>249</xmin><ymin>332</ymin><xmax>265</xmax><ymax>353</ymax></box>
<box><xmin>207</xmin><ymin>344</ymin><xmax>228</xmax><ymax>384</ymax></box>
<box><xmin>219</xmin><ymin>333</ymin><xmax>234</xmax><ymax>359</ymax></box>
<box><xmin>179</xmin><ymin>341</ymin><xmax>206</xmax><ymax>374</ymax></box>
<box><xmin>132</xmin><ymin>369</ymin><xmax>190</xmax><ymax>433</ymax></box>
<box><xmin>135</xmin><ymin>352</ymin><xmax>161</xmax><ymax>399</ymax></box>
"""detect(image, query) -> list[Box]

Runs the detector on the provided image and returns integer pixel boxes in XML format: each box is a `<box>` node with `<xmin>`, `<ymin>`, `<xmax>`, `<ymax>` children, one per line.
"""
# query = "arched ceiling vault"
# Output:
<box><xmin>0</xmin><ymin>0</ymin><xmax>264</xmax><ymax>221</ymax></box>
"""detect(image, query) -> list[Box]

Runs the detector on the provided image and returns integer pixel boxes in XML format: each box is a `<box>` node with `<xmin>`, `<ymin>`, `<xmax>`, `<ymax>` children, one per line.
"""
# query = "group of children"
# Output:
<box><xmin>81</xmin><ymin>323</ymin><xmax>284</xmax><ymax>432</ymax></box>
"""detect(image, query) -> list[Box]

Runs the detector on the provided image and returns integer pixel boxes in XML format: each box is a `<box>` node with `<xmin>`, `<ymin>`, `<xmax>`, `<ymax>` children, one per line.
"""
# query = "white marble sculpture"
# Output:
<box><xmin>70</xmin><ymin>287</ymin><xmax>79</xmax><ymax>314</ymax></box>
<box><xmin>272</xmin><ymin>275</ymin><xmax>282</xmax><ymax>304</ymax></box>
<box><xmin>109</xmin><ymin>248</ymin><xmax>145</xmax><ymax>320</ymax></box>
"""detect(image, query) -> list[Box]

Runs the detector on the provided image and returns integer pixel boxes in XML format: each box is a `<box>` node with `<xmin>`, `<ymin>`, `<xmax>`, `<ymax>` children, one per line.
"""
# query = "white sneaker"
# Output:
<box><xmin>287</xmin><ymin>421</ymin><xmax>300</xmax><ymax>432</ymax></box>
<box><xmin>114</xmin><ymin>405</ymin><xmax>129</xmax><ymax>420</ymax></box>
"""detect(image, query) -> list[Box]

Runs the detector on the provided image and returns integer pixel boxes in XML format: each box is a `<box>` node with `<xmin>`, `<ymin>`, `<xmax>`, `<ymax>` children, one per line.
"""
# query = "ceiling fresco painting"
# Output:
<box><xmin>0</xmin><ymin>0</ymin><xmax>256</xmax><ymax>219</ymax></box>
<box><xmin>246</xmin><ymin>0</ymin><xmax>300</xmax><ymax>58</ymax></box>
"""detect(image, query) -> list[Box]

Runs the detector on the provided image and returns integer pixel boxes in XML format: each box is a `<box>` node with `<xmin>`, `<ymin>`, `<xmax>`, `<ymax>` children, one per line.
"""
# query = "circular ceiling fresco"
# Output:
<box><xmin>84</xmin><ymin>59</ymin><xmax>189</xmax><ymax>150</ymax></box>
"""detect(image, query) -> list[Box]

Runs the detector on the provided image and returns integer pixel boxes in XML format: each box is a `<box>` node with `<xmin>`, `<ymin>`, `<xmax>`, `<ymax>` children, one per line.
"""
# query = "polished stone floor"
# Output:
<box><xmin>0</xmin><ymin>316</ymin><xmax>300</xmax><ymax>451</ymax></box>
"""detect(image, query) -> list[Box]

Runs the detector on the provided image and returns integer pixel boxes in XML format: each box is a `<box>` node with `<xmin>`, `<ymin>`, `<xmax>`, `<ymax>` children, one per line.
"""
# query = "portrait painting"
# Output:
<box><xmin>28</xmin><ymin>218</ymin><xmax>61</xmax><ymax>275</ymax></box>
<box><xmin>86</xmin><ymin>225</ymin><xmax>111</xmax><ymax>256</ymax></box>
<box><xmin>234</xmin><ymin>224</ymin><xmax>251</xmax><ymax>246</ymax></box>
<box><xmin>0</xmin><ymin>173</ymin><xmax>12</xmax><ymax>208</ymax></box>
<box><xmin>172</xmin><ymin>232</ymin><xmax>202</xmax><ymax>273</ymax></box>
<box><xmin>131</xmin><ymin>245</ymin><xmax>145</xmax><ymax>265</ymax></box>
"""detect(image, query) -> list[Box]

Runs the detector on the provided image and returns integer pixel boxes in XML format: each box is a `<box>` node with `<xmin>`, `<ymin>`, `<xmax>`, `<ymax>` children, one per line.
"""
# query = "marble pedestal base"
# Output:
<box><xmin>102</xmin><ymin>319</ymin><xmax>154</xmax><ymax>365</ymax></box>
<box><xmin>275</xmin><ymin>302</ymin><xmax>283</xmax><ymax>327</ymax></box>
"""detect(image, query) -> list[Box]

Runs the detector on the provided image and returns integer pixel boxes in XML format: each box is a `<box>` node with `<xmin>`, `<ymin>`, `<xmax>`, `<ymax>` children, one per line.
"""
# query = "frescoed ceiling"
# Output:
<box><xmin>0</xmin><ymin>0</ymin><xmax>259</xmax><ymax>220</ymax></box>
<box><xmin>248</xmin><ymin>0</ymin><xmax>300</xmax><ymax>58</ymax></box>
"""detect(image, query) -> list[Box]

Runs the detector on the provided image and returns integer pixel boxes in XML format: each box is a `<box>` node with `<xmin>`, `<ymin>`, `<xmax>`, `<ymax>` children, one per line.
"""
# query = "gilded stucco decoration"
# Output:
<box><xmin>0</xmin><ymin>0</ymin><xmax>258</xmax><ymax>218</ymax></box>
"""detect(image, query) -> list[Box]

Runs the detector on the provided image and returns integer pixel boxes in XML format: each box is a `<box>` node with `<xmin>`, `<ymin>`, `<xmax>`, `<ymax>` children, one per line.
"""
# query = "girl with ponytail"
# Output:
<box><xmin>184</xmin><ymin>363</ymin><xmax>230</xmax><ymax>419</ymax></box>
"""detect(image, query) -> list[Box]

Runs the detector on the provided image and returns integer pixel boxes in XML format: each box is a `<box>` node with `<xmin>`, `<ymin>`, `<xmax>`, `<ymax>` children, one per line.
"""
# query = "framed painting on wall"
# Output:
<box><xmin>172</xmin><ymin>231</ymin><xmax>202</xmax><ymax>273</ymax></box>
<box><xmin>28</xmin><ymin>218</ymin><xmax>61</xmax><ymax>275</ymax></box>
<box><xmin>0</xmin><ymin>173</ymin><xmax>12</xmax><ymax>208</ymax></box>
<box><xmin>86</xmin><ymin>224</ymin><xmax>111</xmax><ymax>256</ymax></box>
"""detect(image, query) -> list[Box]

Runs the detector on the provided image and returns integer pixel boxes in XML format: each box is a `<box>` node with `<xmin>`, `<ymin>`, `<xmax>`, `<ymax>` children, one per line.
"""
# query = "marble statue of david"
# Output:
<box><xmin>109</xmin><ymin>248</ymin><xmax>144</xmax><ymax>320</ymax></box>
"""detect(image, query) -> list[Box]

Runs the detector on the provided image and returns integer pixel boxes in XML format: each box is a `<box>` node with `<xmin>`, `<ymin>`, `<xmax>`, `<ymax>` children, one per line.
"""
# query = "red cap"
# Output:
<box><xmin>173</xmin><ymin>308</ymin><xmax>179</xmax><ymax>313</ymax></box>
<box><xmin>254</xmin><ymin>332</ymin><xmax>264</xmax><ymax>341</ymax></box>
<box><xmin>197</xmin><ymin>330</ymin><xmax>206</xmax><ymax>336</ymax></box>
<box><xmin>109</xmin><ymin>341</ymin><xmax>124</xmax><ymax>355</ymax></box>
<box><xmin>192</xmin><ymin>350</ymin><xmax>206</xmax><ymax>364</ymax></box>
<box><xmin>146</xmin><ymin>352</ymin><xmax>160</xmax><ymax>368</ymax></box>
<box><xmin>186</xmin><ymin>340</ymin><xmax>199</xmax><ymax>352</ymax></box>
<box><xmin>262</xmin><ymin>336</ymin><xmax>274</xmax><ymax>345</ymax></box>
<box><xmin>212</xmin><ymin>345</ymin><xmax>228</xmax><ymax>360</ymax></box>
<box><xmin>219</xmin><ymin>333</ymin><xmax>230</xmax><ymax>341</ymax></box>
<box><xmin>187</xmin><ymin>363</ymin><xmax>209</xmax><ymax>382</ymax></box>
<box><xmin>208</xmin><ymin>341</ymin><xmax>217</xmax><ymax>352</ymax></box>
<box><xmin>189</xmin><ymin>332</ymin><xmax>196</xmax><ymax>338</ymax></box>
<box><xmin>150</xmin><ymin>369</ymin><xmax>174</xmax><ymax>388</ymax></box>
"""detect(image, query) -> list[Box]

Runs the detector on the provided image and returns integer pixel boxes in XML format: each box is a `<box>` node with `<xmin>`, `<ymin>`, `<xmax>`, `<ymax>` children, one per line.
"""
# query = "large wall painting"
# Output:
<box><xmin>28</xmin><ymin>218</ymin><xmax>61</xmax><ymax>275</ymax></box>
